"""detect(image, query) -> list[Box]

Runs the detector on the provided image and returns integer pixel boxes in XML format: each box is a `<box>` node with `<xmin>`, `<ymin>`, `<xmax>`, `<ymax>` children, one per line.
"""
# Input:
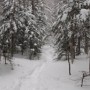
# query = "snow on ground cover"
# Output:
<box><xmin>36</xmin><ymin>54</ymin><xmax>90</xmax><ymax>90</ymax></box>
<box><xmin>0</xmin><ymin>43</ymin><xmax>90</xmax><ymax>90</ymax></box>
<box><xmin>0</xmin><ymin>57</ymin><xmax>44</xmax><ymax>90</ymax></box>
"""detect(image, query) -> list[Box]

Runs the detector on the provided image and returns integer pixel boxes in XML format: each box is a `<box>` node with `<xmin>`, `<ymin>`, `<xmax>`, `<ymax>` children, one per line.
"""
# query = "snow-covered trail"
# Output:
<box><xmin>40</xmin><ymin>44</ymin><xmax>55</xmax><ymax>62</ymax></box>
<box><xmin>14</xmin><ymin>43</ymin><xmax>56</xmax><ymax>90</ymax></box>
<box><xmin>0</xmin><ymin>35</ymin><xmax>56</xmax><ymax>90</ymax></box>
<box><xmin>17</xmin><ymin>44</ymin><xmax>90</xmax><ymax>90</ymax></box>
<box><xmin>14</xmin><ymin>63</ymin><xmax>45</xmax><ymax>90</ymax></box>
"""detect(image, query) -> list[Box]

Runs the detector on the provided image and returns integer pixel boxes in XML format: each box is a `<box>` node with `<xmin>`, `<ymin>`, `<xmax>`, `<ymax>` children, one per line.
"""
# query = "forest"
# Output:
<box><xmin>0</xmin><ymin>0</ymin><xmax>90</xmax><ymax>90</ymax></box>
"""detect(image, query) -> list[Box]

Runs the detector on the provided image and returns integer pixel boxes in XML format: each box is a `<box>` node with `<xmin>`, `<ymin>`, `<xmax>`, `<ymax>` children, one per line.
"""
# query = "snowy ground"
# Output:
<box><xmin>0</xmin><ymin>43</ymin><xmax>90</xmax><ymax>90</ymax></box>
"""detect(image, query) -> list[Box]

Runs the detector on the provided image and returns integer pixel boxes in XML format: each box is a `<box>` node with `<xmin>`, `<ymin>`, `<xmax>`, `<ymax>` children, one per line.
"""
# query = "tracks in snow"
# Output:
<box><xmin>14</xmin><ymin>63</ymin><xmax>45</xmax><ymax>90</ymax></box>
<box><xmin>14</xmin><ymin>44</ymin><xmax>55</xmax><ymax>90</ymax></box>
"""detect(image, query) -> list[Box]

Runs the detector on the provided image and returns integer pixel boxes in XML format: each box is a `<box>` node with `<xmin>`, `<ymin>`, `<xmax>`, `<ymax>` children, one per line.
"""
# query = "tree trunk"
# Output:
<box><xmin>72</xmin><ymin>34</ymin><xmax>75</xmax><ymax>59</ymax></box>
<box><xmin>69</xmin><ymin>42</ymin><xmax>75</xmax><ymax>64</ymax></box>
<box><xmin>11</xmin><ymin>34</ymin><xmax>14</xmax><ymax>57</ymax></box>
<box><xmin>31</xmin><ymin>0</ymin><xmax>35</xmax><ymax>15</ymax></box>
<box><xmin>89</xmin><ymin>58</ymin><xmax>90</xmax><ymax>74</ymax></box>
<box><xmin>68</xmin><ymin>52</ymin><xmax>71</xmax><ymax>75</ymax></box>
<box><xmin>84</xmin><ymin>33</ymin><xmax>88</xmax><ymax>54</ymax></box>
<box><xmin>66</xmin><ymin>51</ymin><xmax>68</xmax><ymax>60</ymax></box>
<box><xmin>21</xmin><ymin>44</ymin><xmax>24</xmax><ymax>55</ymax></box>
<box><xmin>76</xmin><ymin>36</ymin><xmax>81</xmax><ymax>55</ymax></box>
<box><xmin>0</xmin><ymin>49</ymin><xmax>1</xmax><ymax>61</ymax></box>
<box><xmin>81</xmin><ymin>74</ymin><xmax>84</xmax><ymax>87</ymax></box>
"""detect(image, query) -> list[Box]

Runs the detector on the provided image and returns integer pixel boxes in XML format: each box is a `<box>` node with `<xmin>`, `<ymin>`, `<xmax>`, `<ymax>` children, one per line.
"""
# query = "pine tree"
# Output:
<box><xmin>0</xmin><ymin>0</ymin><xmax>35</xmax><ymax>58</ymax></box>
<box><xmin>52</xmin><ymin>0</ymin><xmax>81</xmax><ymax>61</ymax></box>
<box><xmin>53</xmin><ymin>0</ymin><xmax>90</xmax><ymax>60</ymax></box>
<box><xmin>28</xmin><ymin>0</ymin><xmax>47</xmax><ymax>59</ymax></box>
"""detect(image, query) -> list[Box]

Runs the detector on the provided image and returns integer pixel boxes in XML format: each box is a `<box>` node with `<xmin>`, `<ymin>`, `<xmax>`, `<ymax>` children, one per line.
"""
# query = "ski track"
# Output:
<box><xmin>13</xmin><ymin>44</ymin><xmax>55</xmax><ymax>90</ymax></box>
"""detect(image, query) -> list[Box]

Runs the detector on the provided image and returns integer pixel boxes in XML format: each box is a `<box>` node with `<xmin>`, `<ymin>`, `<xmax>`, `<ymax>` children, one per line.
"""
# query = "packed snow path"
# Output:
<box><xmin>14</xmin><ymin>44</ymin><xmax>55</xmax><ymax>90</ymax></box>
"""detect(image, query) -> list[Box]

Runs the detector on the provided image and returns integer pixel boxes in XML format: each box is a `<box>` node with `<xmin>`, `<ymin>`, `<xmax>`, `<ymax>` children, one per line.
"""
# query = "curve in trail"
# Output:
<box><xmin>14</xmin><ymin>44</ymin><xmax>55</xmax><ymax>90</ymax></box>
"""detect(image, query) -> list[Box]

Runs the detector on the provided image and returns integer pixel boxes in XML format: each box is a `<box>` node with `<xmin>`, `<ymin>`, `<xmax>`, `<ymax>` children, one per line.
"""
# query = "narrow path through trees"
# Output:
<box><xmin>14</xmin><ymin>39</ymin><xmax>56</xmax><ymax>90</ymax></box>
